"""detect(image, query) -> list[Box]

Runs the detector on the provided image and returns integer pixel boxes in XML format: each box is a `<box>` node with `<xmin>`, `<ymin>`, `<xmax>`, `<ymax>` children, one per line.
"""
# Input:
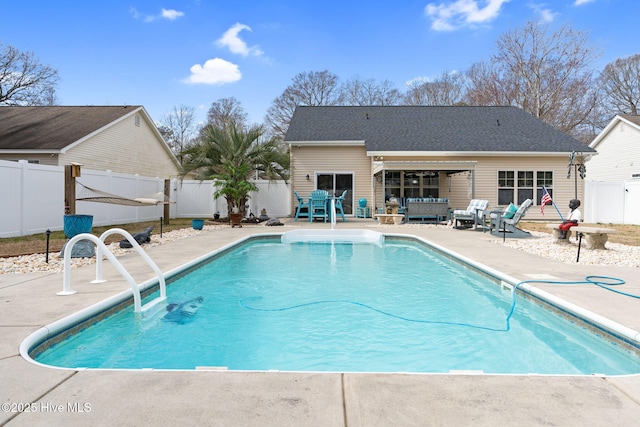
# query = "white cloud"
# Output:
<box><xmin>425</xmin><ymin>0</ymin><xmax>511</xmax><ymax>31</ymax></box>
<box><xmin>130</xmin><ymin>7</ymin><xmax>185</xmax><ymax>22</ymax></box>
<box><xmin>574</xmin><ymin>0</ymin><xmax>595</xmax><ymax>5</ymax></box>
<box><xmin>161</xmin><ymin>9</ymin><xmax>185</xmax><ymax>20</ymax></box>
<box><xmin>529</xmin><ymin>3</ymin><xmax>557</xmax><ymax>23</ymax></box>
<box><xmin>216</xmin><ymin>23</ymin><xmax>264</xmax><ymax>56</ymax></box>
<box><xmin>184</xmin><ymin>58</ymin><xmax>241</xmax><ymax>85</ymax></box>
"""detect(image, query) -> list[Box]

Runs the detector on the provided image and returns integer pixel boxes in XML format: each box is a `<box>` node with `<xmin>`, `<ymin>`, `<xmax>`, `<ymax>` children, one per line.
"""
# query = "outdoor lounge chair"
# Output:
<box><xmin>489</xmin><ymin>198</ymin><xmax>533</xmax><ymax>240</ymax></box>
<box><xmin>294</xmin><ymin>190</ymin><xmax>309</xmax><ymax>221</ymax></box>
<box><xmin>452</xmin><ymin>199</ymin><xmax>489</xmax><ymax>229</ymax></box>
<box><xmin>333</xmin><ymin>189</ymin><xmax>347</xmax><ymax>222</ymax></box>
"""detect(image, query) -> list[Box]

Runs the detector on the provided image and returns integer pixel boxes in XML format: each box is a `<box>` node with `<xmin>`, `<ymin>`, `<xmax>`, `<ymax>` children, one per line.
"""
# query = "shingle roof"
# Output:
<box><xmin>0</xmin><ymin>106</ymin><xmax>142</xmax><ymax>151</ymax></box>
<box><xmin>284</xmin><ymin>106</ymin><xmax>594</xmax><ymax>153</ymax></box>
<box><xmin>620</xmin><ymin>114</ymin><xmax>640</xmax><ymax>127</ymax></box>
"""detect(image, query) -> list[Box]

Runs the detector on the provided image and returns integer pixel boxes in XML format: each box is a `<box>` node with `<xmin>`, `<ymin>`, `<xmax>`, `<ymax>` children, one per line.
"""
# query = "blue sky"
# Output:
<box><xmin>2</xmin><ymin>0</ymin><xmax>637</xmax><ymax>127</ymax></box>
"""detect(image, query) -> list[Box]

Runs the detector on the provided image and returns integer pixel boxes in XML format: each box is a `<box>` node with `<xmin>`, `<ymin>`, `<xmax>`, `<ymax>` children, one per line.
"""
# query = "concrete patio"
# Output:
<box><xmin>2</xmin><ymin>219</ymin><xmax>640</xmax><ymax>426</ymax></box>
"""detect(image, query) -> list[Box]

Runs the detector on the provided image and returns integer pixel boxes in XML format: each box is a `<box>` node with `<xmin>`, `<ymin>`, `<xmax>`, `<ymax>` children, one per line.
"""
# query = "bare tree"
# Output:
<box><xmin>598</xmin><ymin>53</ymin><xmax>640</xmax><ymax>116</ymax></box>
<box><xmin>160</xmin><ymin>104</ymin><xmax>197</xmax><ymax>159</ymax></box>
<box><xmin>340</xmin><ymin>76</ymin><xmax>402</xmax><ymax>106</ymax></box>
<box><xmin>465</xmin><ymin>21</ymin><xmax>599</xmax><ymax>136</ymax></box>
<box><xmin>404</xmin><ymin>71</ymin><xmax>466</xmax><ymax>106</ymax></box>
<box><xmin>265</xmin><ymin>70</ymin><xmax>341</xmax><ymax>140</ymax></box>
<box><xmin>207</xmin><ymin>96</ymin><xmax>248</xmax><ymax>130</ymax></box>
<box><xmin>0</xmin><ymin>42</ymin><xmax>59</xmax><ymax>105</ymax></box>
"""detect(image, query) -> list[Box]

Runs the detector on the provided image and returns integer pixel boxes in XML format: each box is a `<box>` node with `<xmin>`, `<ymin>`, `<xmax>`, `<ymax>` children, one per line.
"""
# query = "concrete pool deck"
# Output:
<box><xmin>2</xmin><ymin>219</ymin><xmax>640</xmax><ymax>426</ymax></box>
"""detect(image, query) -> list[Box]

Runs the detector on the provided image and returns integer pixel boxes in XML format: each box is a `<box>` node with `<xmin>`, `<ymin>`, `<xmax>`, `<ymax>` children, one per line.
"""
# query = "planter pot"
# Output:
<box><xmin>229</xmin><ymin>212</ymin><xmax>243</xmax><ymax>228</ymax></box>
<box><xmin>63</xmin><ymin>214</ymin><xmax>93</xmax><ymax>238</ymax></box>
<box><xmin>192</xmin><ymin>219</ymin><xmax>204</xmax><ymax>230</ymax></box>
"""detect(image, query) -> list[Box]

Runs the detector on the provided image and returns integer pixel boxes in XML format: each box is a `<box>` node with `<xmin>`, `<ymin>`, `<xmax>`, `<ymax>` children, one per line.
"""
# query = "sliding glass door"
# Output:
<box><xmin>316</xmin><ymin>173</ymin><xmax>353</xmax><ymax>215</ymax></box>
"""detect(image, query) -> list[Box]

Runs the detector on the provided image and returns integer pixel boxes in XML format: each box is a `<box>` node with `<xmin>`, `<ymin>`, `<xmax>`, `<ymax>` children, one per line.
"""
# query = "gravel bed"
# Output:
<box><xmin>1</xmin><ymin>224</ymin><xmax>637</xmax><ymax>275</ymax></box>
<box><xmin>0</xmin><ymin>225</ymin><xmax>229</xmax><ymax>275</ymax></box>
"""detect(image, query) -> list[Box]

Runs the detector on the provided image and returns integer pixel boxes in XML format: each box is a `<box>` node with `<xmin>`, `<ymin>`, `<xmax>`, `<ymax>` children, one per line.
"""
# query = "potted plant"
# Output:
<box><xmin>178</xmin><ymin>121</ymin><xmax>289</xmax><ymax>228</ymax></box>
<box><xmin>192</xmin><ymin>219</ymin><xmax>204</xmax><ymax>230</ymax></box>
<box><xmin>213</xmin><ymin>164</ymin><xmax>256</xmax><ymax>228</ymax></box>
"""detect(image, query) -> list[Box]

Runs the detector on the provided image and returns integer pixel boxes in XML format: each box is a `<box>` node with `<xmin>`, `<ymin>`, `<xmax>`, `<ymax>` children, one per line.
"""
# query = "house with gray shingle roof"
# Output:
<box><xmin>285</xmin><ymin>105</ymin><xmax>595</xmax><ymax>220</ymax></box>
<box><xmin>0</xmin><ymin>106</ymin><xmax>180</xmax><ymax>178</ymax></box>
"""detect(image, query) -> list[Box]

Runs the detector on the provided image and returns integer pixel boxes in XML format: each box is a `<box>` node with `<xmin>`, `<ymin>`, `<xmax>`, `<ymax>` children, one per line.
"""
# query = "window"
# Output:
<box><xmin>384</xmin><ymin>170</ymin><xmax>439</xmax><ymax>199</ymax></box>
<box><xmin>498</xmin><ymin>170</ymin><xmax>553</xmax><ymax>206</ymax></box>
<box><xmin>404</xmin><ymin>171</ymin><xmax>421</xmax><ymax>198</ymax></box>
<box><xmin>135</xmin><ymin>114</ymin><xmax>140</xmax><ymax>127</ymax></box>
<box><xmin>536</xmin><ymin>171</ymin><xmax>553</xmax><ymax>205</ymax></box>
<box><xmin>497</xmin><ymin>171</ymin><xmax>514</xmax><ymax>205</ymax></box>
<box><xmin>517</xmin><ymin>171</ymin><xmax>534</xmax><ymax>204</ymax></box>
<box><xmin>384</xmin><ymin>171</ymin><xmax>401</xmax><ymax>198</ymax></box>
<box><xmin>422</xmin><ymin>172</ymin><xmax>439</xmax><ymax>198</ymax></box>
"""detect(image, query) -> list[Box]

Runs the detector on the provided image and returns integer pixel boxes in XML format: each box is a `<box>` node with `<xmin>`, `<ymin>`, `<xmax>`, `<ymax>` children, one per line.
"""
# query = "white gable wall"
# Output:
<box><xmin>587</xmin><ymin>119</ymin><xmax>640</xmax><ymax>182</ymax></box>
<box><xmin>60</xmin><ymin>112</ymin><xmax>180</xmax><ymax>178</ymax></box>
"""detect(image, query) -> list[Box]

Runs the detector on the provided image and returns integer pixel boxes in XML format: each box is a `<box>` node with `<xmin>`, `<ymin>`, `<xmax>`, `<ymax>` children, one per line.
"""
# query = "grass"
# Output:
<box><xmin>0</xmin><ymin>218</ymin><xmax>202</xmax><ymax>258</ymax></box>
<box><xmin>1</xmin><ymin>219</ymin><xmax>638</xmax><ymax>258</ymax></box>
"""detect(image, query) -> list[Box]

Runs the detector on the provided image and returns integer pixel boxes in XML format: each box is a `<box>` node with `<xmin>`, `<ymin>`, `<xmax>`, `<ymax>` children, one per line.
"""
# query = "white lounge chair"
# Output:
<box><xmin>453</xmin><ymin>199</ymin><xmax>489</xmax><ymax>229</ymax></box>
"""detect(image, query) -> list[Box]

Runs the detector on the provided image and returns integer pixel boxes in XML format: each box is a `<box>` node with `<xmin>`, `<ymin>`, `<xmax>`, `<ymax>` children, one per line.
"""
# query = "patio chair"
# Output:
<box><xmin>309</xmin><ymin>189</ymin><xmax>329</xmax><ymax>222</ymax></box>
<box><xmin>294</xmin><ymin>190</ymin><xmax>309</xmax><ymax>221</ymax></box>
<box><xmin>333</xmin><ymin>189</ymin><xmax>347</xmax><ymax>222</ymax></box>
<box><xmin>452</xmin><ymin>199</ymin><xmax>489</xmax><ymax>229</ymax></box>
<box><xmin>490</xmin><ymin>198</ymin><xmax>533</xmax><ymax>241</ymax></box>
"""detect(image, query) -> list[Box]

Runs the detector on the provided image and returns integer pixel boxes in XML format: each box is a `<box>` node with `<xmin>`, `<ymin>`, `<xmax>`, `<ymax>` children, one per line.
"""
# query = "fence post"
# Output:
<box><xmin>163</xmin><ymin>179</ymin><xmax>170</xmax><ymax>224</ymax></box>
<box><xmin>64</xmin><ymin>164</ymin><xmax>77</xmax><ymax>215</ymax></box>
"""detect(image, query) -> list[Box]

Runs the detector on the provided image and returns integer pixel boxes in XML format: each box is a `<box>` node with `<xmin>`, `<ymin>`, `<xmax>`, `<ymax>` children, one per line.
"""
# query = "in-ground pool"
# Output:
<box><xmin>26</xmin><ymin>231</ymin><xmax>640</xmax><ymax>374</ymax></box>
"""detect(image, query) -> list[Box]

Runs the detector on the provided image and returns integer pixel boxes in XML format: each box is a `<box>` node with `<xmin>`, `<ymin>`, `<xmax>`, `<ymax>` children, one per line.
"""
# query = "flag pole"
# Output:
<box><xmin>551</xmin><ymin>200</ymin><xmax>565</xmax><ymax>221</ymax></box>
<box><xmin>542</xmin><ymin>186</ymin><xmax>565</xmax><ymax>221</ymax></box>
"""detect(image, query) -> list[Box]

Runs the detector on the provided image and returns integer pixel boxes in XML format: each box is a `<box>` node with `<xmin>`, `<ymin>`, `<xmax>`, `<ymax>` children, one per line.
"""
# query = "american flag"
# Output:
<box><xmin>540</xmin><ymin>187</ymin><xmax>552</xmax><ymax>214</ymax></box>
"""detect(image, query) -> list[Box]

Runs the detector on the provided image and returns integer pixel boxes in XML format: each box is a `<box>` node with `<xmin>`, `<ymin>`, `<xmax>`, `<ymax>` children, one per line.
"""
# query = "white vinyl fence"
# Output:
<box><xmin>1</xmin><ymin>159</ymin><xmax>291</xmax><ymax>238</ymax></box>
<box><xmin>584</xmin><ymin>180</ymin><xmax>640</xmax><ymax>225</ymax></box>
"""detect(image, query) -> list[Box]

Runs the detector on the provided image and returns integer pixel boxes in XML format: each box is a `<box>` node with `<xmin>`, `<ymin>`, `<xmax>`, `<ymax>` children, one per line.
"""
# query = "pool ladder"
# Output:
<box><xmin>58</xmin><ymin>228</ymin><xmax>166</xmax><ymax>316</ymax></box>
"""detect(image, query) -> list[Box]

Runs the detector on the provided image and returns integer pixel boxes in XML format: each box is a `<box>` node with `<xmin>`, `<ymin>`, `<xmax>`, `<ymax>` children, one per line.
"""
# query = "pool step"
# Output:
<box><xmin>139</xmin><ymin>297</ymin><xmax>168</xmax><ymax>319</ymax></box>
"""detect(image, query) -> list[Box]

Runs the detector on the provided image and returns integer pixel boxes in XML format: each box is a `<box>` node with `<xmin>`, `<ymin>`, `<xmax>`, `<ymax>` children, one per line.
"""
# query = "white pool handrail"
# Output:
<box><xmin>59</xmin><ymin>228</ymin><xmax>166</xmax><ymax>314</ymax></box>
<box><xmin>330</xmin><ymin>198</ymin><xmax>337</xmax><ymax>229</ymax></box>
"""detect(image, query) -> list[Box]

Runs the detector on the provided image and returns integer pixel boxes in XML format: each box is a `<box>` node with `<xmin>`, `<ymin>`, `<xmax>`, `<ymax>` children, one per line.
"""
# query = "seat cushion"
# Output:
<box><xmin>503</xmin><ymin>203</ymin><xmax>518</xmax><ymax>219</ymax></box>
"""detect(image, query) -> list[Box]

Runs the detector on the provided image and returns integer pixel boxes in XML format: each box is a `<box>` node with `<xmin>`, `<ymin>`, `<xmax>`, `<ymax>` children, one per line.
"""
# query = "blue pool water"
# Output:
<box><xmin>34</xmin><ymin>237</ymin><xmax>640</xmax><ymax>374</ymax></box>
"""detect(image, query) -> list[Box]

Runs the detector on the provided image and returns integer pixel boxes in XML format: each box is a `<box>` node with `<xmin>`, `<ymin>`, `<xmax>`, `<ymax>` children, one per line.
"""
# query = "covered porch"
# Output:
<box><xmin>371</xmin><ymin>160</ymin><xmax>478</xmax><ymax>219</ymax></box>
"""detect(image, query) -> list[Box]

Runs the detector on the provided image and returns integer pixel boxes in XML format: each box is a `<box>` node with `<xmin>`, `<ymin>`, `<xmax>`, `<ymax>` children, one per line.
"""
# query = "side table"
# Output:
<box><xmin>355</xmin><ymin>206</ymin><xmax>371</xmax><ymax>218</ymax></box>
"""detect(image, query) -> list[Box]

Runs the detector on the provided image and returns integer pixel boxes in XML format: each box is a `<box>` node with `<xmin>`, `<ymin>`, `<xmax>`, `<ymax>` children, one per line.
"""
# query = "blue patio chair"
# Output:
<box><xmin>309</xmin><ymin>190</ymin><xmax>329</xmax><ymax>222</ymax></box>
<box><xmin>333</xmin><ymin>189</ymin><xmax>347</xmax><ymax>222</ymax></box>
<box><xmin>293</xmin><ymin>190</ymin><xmax>309</xmax><ymax>221</ymax></box>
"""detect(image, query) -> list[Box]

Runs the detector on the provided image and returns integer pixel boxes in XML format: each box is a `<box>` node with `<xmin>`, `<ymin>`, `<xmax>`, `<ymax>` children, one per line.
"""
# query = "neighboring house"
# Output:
<box><xmin>585</xmin><ymin>114</ymin><xmax>640</xmax><ymax>224</ymax></box>
<box><xmin>285</xmin><ymin>106</ymin><xmax>594</xmax><ymax>220</ymax></box>
<box><xmin>0</xmin><ymin>106</ymin><xmax>180</xmax><ymax>178</ymax></box>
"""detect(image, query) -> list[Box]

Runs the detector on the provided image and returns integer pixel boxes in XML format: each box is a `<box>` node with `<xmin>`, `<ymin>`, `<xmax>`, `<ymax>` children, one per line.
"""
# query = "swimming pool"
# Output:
<box><xmin>24</xmin><ymin>231</ymin><xmax>640</xmax><ymax>374</ymax></box>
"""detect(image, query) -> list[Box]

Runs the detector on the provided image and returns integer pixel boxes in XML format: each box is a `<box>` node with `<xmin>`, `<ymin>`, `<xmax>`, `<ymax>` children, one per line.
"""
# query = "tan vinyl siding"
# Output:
<box><xmin>588</xmin><ymin>121</ymin><xmax>640</xmax><ymax>181</ymax></box>
<box><xmin>0</xmin><ymin>154</ymin><xmax>58</xmax><ymax>165</ymax></box>
<box><xmin>474</xmin><ymin>156</ymin><xmax>582</xmax><ymax>220</ymax></box>
<box><xmin>290</xmin><ymin>145</ymin><xmax>371</xmax><ymax>215</ymax></box>
<box><xmin>60</xmin><ymin>113</ymin><xmax>179</xmax><ymax>178</ymax></box>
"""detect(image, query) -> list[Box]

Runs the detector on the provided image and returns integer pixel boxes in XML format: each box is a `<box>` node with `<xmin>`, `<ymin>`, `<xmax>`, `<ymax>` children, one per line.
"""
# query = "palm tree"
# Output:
<box><xmin>179</xmin><ymin>121</ymin><xmax>289</xmax><ymax>217</ymax></box>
